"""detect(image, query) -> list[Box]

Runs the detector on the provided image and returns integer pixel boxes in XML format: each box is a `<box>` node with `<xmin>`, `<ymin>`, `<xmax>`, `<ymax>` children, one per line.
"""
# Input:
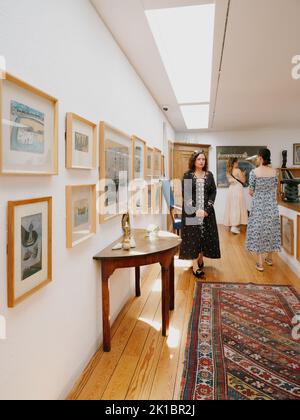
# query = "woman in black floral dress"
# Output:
<box><xmin>179</xmin><ymin>151</ymin><xmax>221</xmax><ymax>278</ymax></box>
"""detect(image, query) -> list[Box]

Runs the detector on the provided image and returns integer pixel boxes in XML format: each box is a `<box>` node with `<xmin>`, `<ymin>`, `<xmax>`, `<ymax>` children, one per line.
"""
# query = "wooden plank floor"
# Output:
<box><xmin>68</xmin><ymin>226</ymin><xmax>300</xmax><ymax>400</ymax></box>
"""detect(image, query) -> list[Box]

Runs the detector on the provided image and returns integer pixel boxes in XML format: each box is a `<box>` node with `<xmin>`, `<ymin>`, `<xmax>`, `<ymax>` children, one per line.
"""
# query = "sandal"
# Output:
<box><xmin>256</xmin><ymin>263</ymin><xmax>264</xmax><ymax>272</ymax></box>
<box><xmin>265</xmin><ymin>258</ymin><xmax>273</xmax><ymax>266</ymax></box>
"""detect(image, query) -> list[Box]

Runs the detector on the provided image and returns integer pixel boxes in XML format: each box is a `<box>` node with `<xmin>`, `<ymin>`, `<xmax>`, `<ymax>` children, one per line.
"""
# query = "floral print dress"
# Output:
<box><xmin>246</xmin><ymin>171</ymin><xmax>281</xmax><ymax>253</ymax></box>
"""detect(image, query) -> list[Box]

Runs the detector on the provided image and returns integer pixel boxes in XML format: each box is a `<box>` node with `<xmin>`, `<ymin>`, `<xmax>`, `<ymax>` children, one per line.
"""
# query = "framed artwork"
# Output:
<box><xmin>146</xmin><ymin>146</ymin><xmax>153</xmax><ymax>178</ymax></box>
<box><xmin>66</xmin><ymin>184</ymin><xmax>96</xmax><ymax>248</ymax></box>
<box><xmin>132</xmin><ymin>135</ymin><xmax>147</xmax><ymax>180</ymax></box>
<box><xmin>153</xmin><ymin>181</ymin><xmax>163</xmax><ymax>214</ymax></box>
<box><xmin>293</xmin><ymin>144</ymin><xmax>300</xmax><ymax>165</ymax></box>
<box><xmin>281</xmin><ymin>215</ymin><xmax>294</xmax><ymax>256</ymax></box>
<box><xmin>297</xmin><ymin>215</ymin><xmax>300</xmax><ymax>262</ymax></box>
<box><xmin>161</xmin><ymin>155</ymin><xmax>166</xmax><ymax>177</ymax></box>
<box><xmin>216</xmin><ymin>146</ymin><xmax>267</xmax><ymax>187</ymax></box>
<box><xmin>0</xmin><ymin>73</ymin><xmax>58</xmax><ymax>175</ymax></box>
<box><xmin>66</xmin><ymin>113</ymin><xmax>97</xmax><ymax>170</ymax></box>
<box><xmin>153</xmin><ymin>148</ymin><xmax>162</xmax><ymax>178</ymax></box>
<box><xmin>7</xmin><ymin>197</ymin><xmax>52</xmax><ymax>308</ymax></box>
<box><xmin>99</xmin><ymin>122</ymin><xmax>132</xmax><ymax>223</ymax></box>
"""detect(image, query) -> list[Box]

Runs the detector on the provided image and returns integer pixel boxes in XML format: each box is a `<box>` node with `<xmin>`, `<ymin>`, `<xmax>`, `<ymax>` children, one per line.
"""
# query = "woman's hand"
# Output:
<box><xmin>196</xmin><ymin>209</ymin><xmax>208</xmax><ymax>218</ymax></box>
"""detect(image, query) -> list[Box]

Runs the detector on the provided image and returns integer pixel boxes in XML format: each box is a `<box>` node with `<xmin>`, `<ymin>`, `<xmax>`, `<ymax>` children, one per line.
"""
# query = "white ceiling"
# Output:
<box><xmin>91</xmin><ymin>0</ymin><xmax>300</xmax><ymax>132</ymax></box>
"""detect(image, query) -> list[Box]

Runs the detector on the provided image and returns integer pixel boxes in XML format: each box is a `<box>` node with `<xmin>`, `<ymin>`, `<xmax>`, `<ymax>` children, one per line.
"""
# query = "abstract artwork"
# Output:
<box><xmin>7</xmin><ymin>197</ymin><xmax>52</xmax><ymax>308</ymax></box>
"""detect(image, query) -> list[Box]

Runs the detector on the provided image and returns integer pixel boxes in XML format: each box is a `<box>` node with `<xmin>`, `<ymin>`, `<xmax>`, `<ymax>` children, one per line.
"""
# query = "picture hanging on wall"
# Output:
<box><xmin>216</xmin><ymin>146</ymin><xmax>267</xmax><ymax>188</ymax></box>
<box><xmin>153</xmin><ymin>148</ymin><xmax>162</xmax><ymax>179</ymax></box>
<box><xmin>161</xmin><ymin>155</ymin><xmax>166</xmax><ymax>177</ymax></box>
<box><xmin>0</xmin><ymin>73</ymin><xmax>58</xmax><ymax>175</ymax></box>
<box><xmin>99</xmin><ymin>122</ymin><xmax>132</xmax><ymax>223</ymax></box>
<box><xmin>281</xmin><ymin>215</ymin><xmax>294</xmax><ymax>256</ymax></box>
<box><xmin>7</xmin><ymin>197</ymin><xmax>52</xmax><ymax>308</ymax></box>
<box><xmin>293</xmin><ymin>144</ymin><xmax>300</xmax><ymax>165</ymax></box>
<box><xmin>66</xmin><ymin>113</ymin><xmax>97</xmax><ymax>170</ymax></box>
<box><xmin>66</xmin><ymin>184</ymin><xmax>96</xmax><ymax>248</ymax></box>
<box><xmin>130</xmin><ymin>135</ymin><xmax>147</xmax><ymax>215</ymax></box>
<box><xmin>146</xmin><ymin>146</ymin><xmax>153</xmax><ymax>179</ymax></box>
<box><xmin>132</xmin><ymin>135</ymin><xmax>147</xmax><ymax>180</ymax></box>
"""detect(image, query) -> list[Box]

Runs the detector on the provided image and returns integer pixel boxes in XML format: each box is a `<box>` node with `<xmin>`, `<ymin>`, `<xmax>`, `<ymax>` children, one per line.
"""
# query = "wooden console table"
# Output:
<box><xmin>93</xmin><ymin>229</ymin><xmax>182</xmax><ymax>352</ymax></box>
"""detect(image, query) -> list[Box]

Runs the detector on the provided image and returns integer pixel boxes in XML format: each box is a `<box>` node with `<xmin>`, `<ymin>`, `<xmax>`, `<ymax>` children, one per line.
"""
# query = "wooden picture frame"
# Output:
<box><xmin>293</xmin><ymin>144</ymin><xmax>300</xmax><ymax>165</ymax></box>
<box><xmin>99</xmin><ymin>122</ymin><xmax>132</xmax><ymax>224</ymax></box>
<box><xmin>297</xmin><ymin>215</ymin><xmax>300</xmax><ymax>262</ymax></box>
<box><xmin>161</xmin><ymin>155</ymin><xmax>166</xmax><ymax>177</ymax></box>
<box><xmin>153</xmin><ymin>148</ymin><xmax>162</xmax><ymax>179</ymax></box>
<box><xmin>7</xmin><ymin>197</ymin><xmax>52</xmax><ymax>308</ymax></box>
<box><xmin>146</xmin><ymin>146</ymin><xmax>153</xmax><ymax>179</ymax></box>
<box><xmin>66</xmin><ymin>184</ymin><xmax>96</xmax><ymax>248</ymax></box>
<box><xmin>281</xmin><ymin>215</ymin><xmax>294</xmax><ymax>256</ymax></box>
<box><xmin>66</xmin><ymin>113</ymin><xmax>97</xmax><ymax>170</ymax></box>
<box><xmin>0</xmin><ymin>73</ymin><xmax>58</xmax><ymax>175</ymax></box>
<box><xmin>132</xmin><ymin>135</ymin><xmax>147</xmax><ymax>180</ymax></box>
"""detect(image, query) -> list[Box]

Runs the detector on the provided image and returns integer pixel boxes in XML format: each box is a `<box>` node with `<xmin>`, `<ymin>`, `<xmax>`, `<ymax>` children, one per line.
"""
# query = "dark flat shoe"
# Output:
<box><xmin>193</xmin><ymin>269</ymin><xmax>205</xmax><ymax>279</ymax></box>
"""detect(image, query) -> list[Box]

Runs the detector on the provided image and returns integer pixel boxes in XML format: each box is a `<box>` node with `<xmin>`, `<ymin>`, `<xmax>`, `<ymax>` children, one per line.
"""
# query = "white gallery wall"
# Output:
<box><xmin>176</xmin><ymin>128</ymin><xmax>300</xmax><ymax>222</ymax></box>
<box><xmin>0</xmin><ymin>0</ymin><xmax>174</xmax><ymax>400</ymax></box>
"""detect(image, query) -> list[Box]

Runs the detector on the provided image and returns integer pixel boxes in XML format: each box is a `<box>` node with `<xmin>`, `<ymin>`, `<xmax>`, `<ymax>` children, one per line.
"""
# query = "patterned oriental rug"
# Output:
<box><xmin>181</xmin><ymin>283</ymin><xmax>300</xmax><ymax>400</ymax></box>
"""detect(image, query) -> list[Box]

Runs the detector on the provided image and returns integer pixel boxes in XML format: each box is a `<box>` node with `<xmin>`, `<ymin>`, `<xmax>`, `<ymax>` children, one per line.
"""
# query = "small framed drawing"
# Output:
<box><xmin>153</xmin><ymin>148</ymin><xmax>162</xmax><ymax>178</ymax></box>
<box><xmin>7</xmin><ymin>197</ymin><xmax>52</xmax><ymax>308</ymax></box>
<box><xmin>0</xmin><ymin>73</ymin><xmax>58</xmax><ymax>175</ymax></box>
<box><xmin>99</xmin><ymin>122</ymin><xmax>132</xmax><ymax>223</ymax></box>
<box><xmin>66</xmin><ymin>185</ymin><xmax>96</xmax><ymax>248</ymax></box>
<box><xmin>146</xmin><ymin>146</ymin><xmax>153</xmax><ymax>179</ymax></box>
<box><xmin>66</xmin><ymin>113</ymin><xmax>97</xmax><ymax>170</ymax></box>
<box><xmin>293</xmin><ymin>144</ymin><xmax>300</xmax><ymax>165</ymax></box>
<box><xmin>297</xmin><ymin>215</ymin><xmax>300</xmax><ymax>262</ymax></box>
<box><xmin>132</xmin><ymin>135</ymin><xmax>147</xmax><ymax>180</ymax></box>
<box><xmin>281</xmin><ymin>215</ymin><xmax>294</xmax><ymax>256</ymax></box>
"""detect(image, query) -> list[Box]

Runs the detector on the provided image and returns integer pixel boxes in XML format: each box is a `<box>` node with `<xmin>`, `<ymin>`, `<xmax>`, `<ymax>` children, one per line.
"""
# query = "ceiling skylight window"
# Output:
<box><xmin>180</xmin><ymin>104</ymin><xmax>210</xmax><ymax>130</ymax></box>
<box><xmin>145</xmin><ymin>4</ymin><xmax>215</xmax><ymax>104</ymax></box>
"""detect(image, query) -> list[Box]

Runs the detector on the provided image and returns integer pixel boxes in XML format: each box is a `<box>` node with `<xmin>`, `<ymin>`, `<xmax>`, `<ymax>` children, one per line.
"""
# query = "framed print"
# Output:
<box><xmin>66</xmin><ymin>184</ymin><xmax>96</xmax><ymax>248</ymax></box>
<box><xmin>146</xmin><ymin>146</ymin><xmax>153</xmax><ymax>178</ymax></box>
<box><xmin>66</xmin><ymin>113</ymin><xmax>97</xmax><ymax>170</ymax></box>
<box><xmin>132</xmin><ymin>135</ymin><xmax>147</xmax><ymax>180</ymax></box>
<box><xmin>216</xmin><ymin>146</ymin><xmax>266</xmax><ymax>187</ymax></box>
<box><xmin>293</xmin><ymin>144</ymin><xmax>300</xmax><ymax>165</ymax></box>
<box><xmin>161</xmin><ymin>155</ymin><xmax>166</xmax><ymax>177</ymax></box>
<box><xmin>297</xmin><ymin>215</ymin><xmax>300</xmax><ymax>262</ymax></box>
<box><xmin>99</xmin><ymin>122</ymin><xmax>132</xmax><ymax>224</ymax></box>
<box><xmin>153</xmin><ymin>181</ymin><xmax>162</xmax><ymax>214</ymax></box>
<box><xmin>0</xmin><ymin>73</ymin><xmax>58</xmax><ymax>175</ymax></box>
<box><xmin>153</xmin><ymin>148</ymin><xmax>162</xmax><ymax>178</ymax></box>
<box><xmin>7</xmin><ymin>197</ymin><xmax>52</xmax><ymax>308</ymax></box>
<box><xmin>281</xmin><ymin>215</ymin><xmax>294</xmax><ymax>256</ymax></box>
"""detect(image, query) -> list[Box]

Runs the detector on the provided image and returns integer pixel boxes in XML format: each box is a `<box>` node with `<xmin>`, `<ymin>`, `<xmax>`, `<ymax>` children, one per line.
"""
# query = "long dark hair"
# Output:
<box><xmin>258</xmin><ymin>148</ymin><xmax>271</xmax><ymax>166</ymax></box>
<box><xmin>189</xmin><ymin>150</ymin><xmax>208</xmax><ymax>172</ymax></box>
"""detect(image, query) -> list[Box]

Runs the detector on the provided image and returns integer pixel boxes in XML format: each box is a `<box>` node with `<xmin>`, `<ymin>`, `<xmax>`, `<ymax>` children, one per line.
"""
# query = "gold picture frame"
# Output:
<box><xmin>281</xmin><ymin>215</ymin><xmax>294</xmax><ymax>256</ymax></box>
<box><xmin>7</xmin><ymin>197</ymin><xmax>52</xmax><ymax>308</ymax></box>
<box><xmin>66</xmin><ymin>184</ymin><xmax>96</xmax><ymax>248</ymax></box>
<box><xmin>66</xmin><ymin>113</ymin><xmax>97</xmax><ymax>170</ymax></box>
<box><xmin>0</xmin><ymin>73</ymin><xmax>58</xmax><ymax>175</ymax></box>
<box><xmin>99</xmin><ymin>122</ymin><xmax>132</xmax><ymax>224</ymax></box>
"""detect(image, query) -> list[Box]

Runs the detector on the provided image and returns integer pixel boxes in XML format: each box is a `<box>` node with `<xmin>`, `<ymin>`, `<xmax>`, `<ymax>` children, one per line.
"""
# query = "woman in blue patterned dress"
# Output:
<box><xmin>246</xmin><ymin>149</ymin><xmax>281</xmax><ymax>271</ymax></box>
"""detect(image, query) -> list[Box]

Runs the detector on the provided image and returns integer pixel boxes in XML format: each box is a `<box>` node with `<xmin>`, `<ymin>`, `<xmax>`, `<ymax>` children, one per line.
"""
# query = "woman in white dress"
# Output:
<box><xmin>224</xmin><ymin>158</ymin><xmax>248</xmax><ymax>234</ymax></box>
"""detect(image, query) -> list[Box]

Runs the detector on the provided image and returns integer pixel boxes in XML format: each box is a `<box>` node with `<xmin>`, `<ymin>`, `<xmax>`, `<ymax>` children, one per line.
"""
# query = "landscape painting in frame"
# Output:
<box><xmin>0</xmin><ymin>73</ymin><xmax>58</xmax><ymax>175</ymax></box>
<box><xmin>7</xmin><ymin>197</ymin><xmax>52</xmax><ymax>308</ymax></box>
<box><xmin>66</xmin><ymin>185</ymin><xmax>96</xmax><ymax>248</ymax></box>
<box><xmin>216</xmin><ymin>146</ymin><xmax>266</xmax><ymax>187</ymax></box>
<box><xmin>66</xmin><ymin>113</ymin><xmax>96</xmax><ymax>170</ymax></box>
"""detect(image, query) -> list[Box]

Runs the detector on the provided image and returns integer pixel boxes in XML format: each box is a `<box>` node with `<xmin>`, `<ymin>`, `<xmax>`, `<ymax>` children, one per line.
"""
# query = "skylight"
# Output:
<box><xmin>145</xmin><ymin>4</ymin><xmax>215</xmax><ymax>130</ymax></box>
<box><xmin>180</xmin><ymin>104</ymin><xmax>210</xmax><ymax>130</ymax></box>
